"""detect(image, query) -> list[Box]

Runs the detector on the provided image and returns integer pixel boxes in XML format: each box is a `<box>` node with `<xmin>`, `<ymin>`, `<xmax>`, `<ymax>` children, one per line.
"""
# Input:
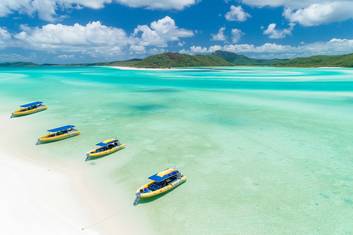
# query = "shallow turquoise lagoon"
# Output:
<box><xmin>1</xmin><ymin>66</ymin><xmax>353</xmax><ymax>235</ymax></box>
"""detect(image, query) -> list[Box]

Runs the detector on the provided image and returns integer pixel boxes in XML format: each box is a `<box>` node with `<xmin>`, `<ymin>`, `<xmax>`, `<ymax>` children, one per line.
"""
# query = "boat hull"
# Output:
<box><xmin>12</xmin><ymin>105</ymin><xmax>47</xmax><ymax>117</ymax></box>
<box><xmin>137</xmin><ymin>176</ymin><xmax>187</xmax><ymax>199</ymax></box>
<box><xmin>87</xmin><ymin>144</ymin><xmax>126</xmax><ymax>159</ymax></box>
<box><xmin>38</xmin><ymin>130</ymin><xmax>80</xmax><ymax>143</ymax></box>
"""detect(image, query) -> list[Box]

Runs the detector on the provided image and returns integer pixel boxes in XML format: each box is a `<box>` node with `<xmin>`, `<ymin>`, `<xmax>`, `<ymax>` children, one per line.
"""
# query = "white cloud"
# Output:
<box><xmin>189</xmin><ymin>46</ymin><xmax>209</xmax><ymax>54</ymax></box>
<box><xmin>263</xmin><ymin>23</ymin><xmax>294</xmax><ymax>39</ymax></box>
<box><xmin>0</xmin><ymin>27</ymin><xmax>11</xmax><ymax>47</ymax></box>
<box><xmin>242</xmin><ymin>0</ymin><xmax>326</xmax><ymax>8</ymax></box>
<box><xmin>182</xmin><ymin>38</ymin><xmax>353</xmax><ymax>59</ymax></box>
<box><xmin>225</xmin><ymin>5</ymin><xmax>250</xmax><ymax>22</ymax></box>
<box><xmin>211</xmin><ymin>27</ymin><xmax>243</xmax><ymax>43</ymax></box>
<box><xmin>208</xmin><ymin>45</ymin><xmax>223</xmax><ymax>52</ymax></box>
<box><xmin>129</xmin><ymin>44</ymin><xmax>146</xmax><ymax>54</ymax></box>
<box><xmin>211</xmin><ymin>27</ymin><xmax>227</xmax><ymax>41</ymax></box>
<box><xmin>242</xmin><ymin>0</ymin><xmax>353</xmax><ymax>26</ymax></box>
<box><xmin>283</xmin><ymin>2</ymin><xmax>353</xmax><ymax>26</ymax></box>
<box><xmin>180</xmin><ymin>44</ymin><xmax>222</xmax><ymax>54</ymax></box>
<box><xmin>231</xmin><ymin>28</ymin><xmax>243</xmax><ymax>43</ymax></box>
<box><xmin>131</xmin><ymin>16</ymin><xmax>193</xmax><ymax>52</ymax></box>
<box><xmin>302</xmin><ymin>38</ymin><xmax>353</xmax><ymax>55</ymax></box>
<box><xmin>0</xmin><ymin>0</ymin><xmax>112</xmax><ymax>21</ymax></box>
<box><xmin>0</xmin><ymin>16</ymin><xmax>193</xmax><ymax>61</ymax></box>
<box><xmin>182</xmin><ymin>42</ymin><xmax>293</xmax><ymax>56</ymax></box>
<box><xmin>0</xmin><ymin>0</ymin><xmax>197</xmax><ymax>21</ymax></box>
<box><xmin>219</xmin><ymin>43</ymin><xmax>295</xmax><ymax>57</ymax></box>
<box><xmin>115</xmin><ymin>0</ymin><xmax>197</xmax><ymax>10</ymax></box>
<box><xmin>14</xmin><ymin>21</ymin><xmax>128</xmax><ymax>58</ymax></box>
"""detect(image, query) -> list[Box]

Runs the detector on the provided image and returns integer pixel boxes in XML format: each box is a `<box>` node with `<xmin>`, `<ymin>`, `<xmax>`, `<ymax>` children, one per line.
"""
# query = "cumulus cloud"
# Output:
<box><xmin>283</xmin><ymin>2</ymin><xmax>353</xmax><ymax>26</ymax></box>
<box><xmin>189</xmin><ymin>45</ymin><xmax>209</xmax><ymax>54</ymax></box>
<box><xmin>225</xmin><ymin>5</ymin><xmax>250</xmax><ymax>22</ymax></box>
<box><xmin>182</xmin><ymin>43</ymin><xmax>292</xmax><ymax>56</ymax></box>
<box><xmin>181</xmin><ymin>38</ymin><xmax>353</xmax><ymax>59</ymax></box>
<box><xmin>179</xmin><ymin>44</ymin><xmax>223</xmax><ymax>54</ymax></box>
<box><xmin>0</xmin><ymin>0</ymin><xmax>197</xmax><ymax>21</ymax></box>
<box><xmin>211</xmin><ymin>27</ymin><xmax>227</xmax><ymax>41</ymax></box>
<box><xmin>241</xmin><ymin>0</ymin><xmax>332</xmax><ymax>8</ymax></box>
<box><xmin>0</xmin><ymin>16</ymin><xmax>193</xmax><ymax>61</ymax></box>
<box><xmin>115</xmin><ymin>0</ymin><xmax>197</xmax><ymax>10</ymax></box>
<box><xmin>0</xmin><ymin>27</ymin><xmax>11</xmax><ymax>47</ymax></box>
<box><xmin>263</xmin><ymin>23</ymin><xmax>294</xmax><ymax>39</ymax></box>
<box><xmin>0</xmin><ymin>0</ymin><xmax>112</xmax><ymax>21</ymax></box>
<box><xmin>131</xmin><ymin>16</ymin><xmax>193</xmax><ymax>53</ymax></box>
<box><xmin>211</xmin><ymin>27</ymin><xmax>243</xmax><ymax>43</ymax></box>
<box><xmin>14</xmin><ymin>21</ymin><xmax>128</xmax><ymax>57</ymax></box>
<box><xmin>242</xmin><ymin>0</ymin><xmax>353</xmax><ymax>26</ymax></box>
<box><xmin>231</xmin><ymin>28</ymin><xmax>243</xmax><ymax>43</ymax></box>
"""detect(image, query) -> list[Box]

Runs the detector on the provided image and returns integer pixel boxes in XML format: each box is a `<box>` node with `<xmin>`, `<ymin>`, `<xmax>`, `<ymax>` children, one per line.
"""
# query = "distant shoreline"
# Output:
<box><xmin>104</xmin><ymin>65</ymin><xmax>174</xmax><ymax>71</ymax></box>
<box><xmin>1</xmin><ymin>50</ymin><xmax>353</xmax><ymax>68</ymax></box>
<box><xmin>0</xmin><ymin>64</ymin><xmax>347</xmax><ymax>70</ymax></box>
<box><xmin>104</xmin><ymin>65</ymin><xmax>346</xmax><ymax>71</ymax></box>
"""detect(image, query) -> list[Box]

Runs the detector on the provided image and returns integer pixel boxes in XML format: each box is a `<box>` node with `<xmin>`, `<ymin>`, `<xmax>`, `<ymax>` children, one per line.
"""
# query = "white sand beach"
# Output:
<box><xmin>0</xmin><ymin>113</ymin><xmax>152</xmax><ymax>235</ymax></box>
<box><xmin>106</xmin><ymin>65</ymin><xmax>173</xmax><ymax>71</ymax></box>
<box><xmin>0</xmin><ymin>151</ymin><xmax>99</xmax><ymax>235</ymax></box>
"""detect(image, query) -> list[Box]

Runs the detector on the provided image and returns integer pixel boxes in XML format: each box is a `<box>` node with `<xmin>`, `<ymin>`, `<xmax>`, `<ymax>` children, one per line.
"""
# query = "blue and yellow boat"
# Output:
<box><xmin>38</xmin><ymin>125</ymin><xmax>80</xmax><ymax>144</ymax></box>
<box><xmin>12</xmin><ymin>101</ymin><xmax>47</xmax><ymax>117</ymax></box>
<box><xmin>86</xmin><ymin>138</ymin><xmax>126</xmax><ymax>160</ymax></box>
<box><xmin>135</xmin><ymin>168</ymin><xmax>187</xmax><ymax>202</ymax></box>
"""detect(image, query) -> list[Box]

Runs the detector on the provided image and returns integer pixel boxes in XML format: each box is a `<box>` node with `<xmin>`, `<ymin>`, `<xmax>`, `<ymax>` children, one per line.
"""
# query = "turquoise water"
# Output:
<box><xmin>1</xmin><ymin>66</ymin><xmax>353</xmax><ymax>234</ymax></box>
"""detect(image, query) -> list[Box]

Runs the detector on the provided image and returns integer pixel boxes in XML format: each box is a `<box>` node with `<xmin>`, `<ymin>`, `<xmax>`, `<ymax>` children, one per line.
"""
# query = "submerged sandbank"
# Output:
<box><xmin>105</xmin><ymin>65</ymin><xmax>173</xmax><ymax>71</ymax></box>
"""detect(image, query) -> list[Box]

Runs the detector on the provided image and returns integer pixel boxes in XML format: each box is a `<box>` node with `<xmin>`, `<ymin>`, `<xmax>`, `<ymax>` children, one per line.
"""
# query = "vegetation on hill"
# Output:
<box><xmin>273</xmin><ymin>54</ymin><xmax>353</xmax><ymax>67</ymax></box>
<box><xmin>102</xmin><ymin>58</ymin><xmax>143</xmax><ymax>67</ymax></box>
<box><xmin>106</xmin><ymin>51</ymin><xmax>353</xmax><ymax>68</ymax></box>
<box><xmin>109</xmin><ymin>52</ymin><xmax>232</xmax><ymax>68</ymax></box>
<box><xmin>2</xmin><ymin>51</ymin><xmax>353</xmax><ymax>68</ymax></box>
<box><xmin>213</xmin><ymin>50</ymin><xmax>270</xmax><ymax>65</ymax></box>
<box><xmin>214</xmin><ymin>51</ymin><xmax>353</xmax><ymax>67</ymax></box>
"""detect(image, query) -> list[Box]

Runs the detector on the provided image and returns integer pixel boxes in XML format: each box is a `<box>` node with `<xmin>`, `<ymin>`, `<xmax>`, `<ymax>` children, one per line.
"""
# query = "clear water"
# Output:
<box><xmin>1</xmin><ymin>66</ymin><xmax>353</xmax><ymax>235</ymax></box>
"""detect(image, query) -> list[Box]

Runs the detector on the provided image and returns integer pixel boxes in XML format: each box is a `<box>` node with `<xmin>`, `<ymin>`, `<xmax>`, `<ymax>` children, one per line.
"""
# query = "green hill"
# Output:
<box><xmin>1</xmin><ymin>51</ymin><xmax>353</xmax><ymax>68</ymax></box>
<box><xmin>214</xmin><ymin>51</ymin><xmax>353</xmax><ymax>67</ymax></box>
<box><xmin>213</xmin><ymin>50</ymin><xmax>270</xmax><ymax>65</ymax></box>
<box><xmin>107</xmin><ymin>51</ymin><xmax>353</xmax><ymax>68</ymax></box>
<box><xmin>109</xmin><ymin>52</ymin><xmax>232</xmax><ymax>68</ymax></box>
<box><xmin>273</xmin><ymin>54</ymin><xmax>353</xmax><ymax>67</ymax></box>
<box><xmin>101</xmin><ymin>58</ymin><xmax>143</xmax><ymax>67</ymax></box>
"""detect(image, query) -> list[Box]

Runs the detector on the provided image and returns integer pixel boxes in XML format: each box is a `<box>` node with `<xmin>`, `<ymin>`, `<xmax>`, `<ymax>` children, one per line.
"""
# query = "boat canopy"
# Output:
<box><xmin>148</xmin><ymin>169</ymin><xmax>179</xmax><ymax>183</ymax></box>
<box><xmin>48</xmin><ymin>125</ymin><xmax>75</xmax><ymax>133</ymax></box>
<box><xmin>21</xmin><ymin>101</ymin><xmax>43</xmax><ymax>108</ymax></box>
<box><xmin>96</xmin><ymin>138</ymin><xmax>117</xmax><ymax>147</ymax></box>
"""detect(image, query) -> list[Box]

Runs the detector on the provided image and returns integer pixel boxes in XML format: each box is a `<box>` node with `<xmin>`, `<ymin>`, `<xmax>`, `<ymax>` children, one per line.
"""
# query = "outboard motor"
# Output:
<box><xmin>134</xmin><ymin>192</ymin><xmax>142</xmax><ymax>206</ymax></box>
<box><xmin>177</xmin><ymin>171</ymin><xmax>182</xmax><ymax>179</ymax></box>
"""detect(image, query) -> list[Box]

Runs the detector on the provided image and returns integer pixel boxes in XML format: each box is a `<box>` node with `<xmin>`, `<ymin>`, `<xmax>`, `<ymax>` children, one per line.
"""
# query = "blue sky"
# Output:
<box><xmin>1</xmin><ymin>0</ymin><xmax>353</xmax><ymax>63</ymax></box>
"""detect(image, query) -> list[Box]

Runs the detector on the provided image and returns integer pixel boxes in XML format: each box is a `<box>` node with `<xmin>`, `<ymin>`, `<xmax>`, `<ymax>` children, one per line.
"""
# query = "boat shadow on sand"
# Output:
<box><xmin>35</xmin><ymin>139</ymin><xmax>74</xmax><ymax>145</ymax></box>
<box><xmin>133</xmin><ymin>185</ymin><xmax>181</xmax><ymax>206</ymax></box>
<box><xmin>85</xmin><ymin>155</ymin><xmax>109</xmax><ymax>161</ymax></box>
